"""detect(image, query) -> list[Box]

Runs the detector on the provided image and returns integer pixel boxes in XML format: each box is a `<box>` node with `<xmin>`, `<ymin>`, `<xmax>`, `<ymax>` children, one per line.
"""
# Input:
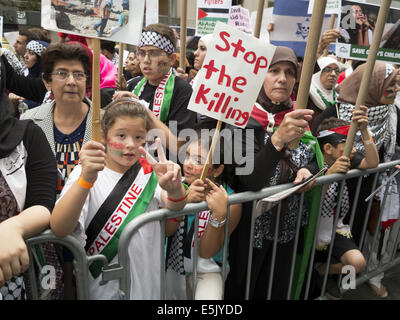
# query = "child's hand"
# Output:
<box><xmin>351</xmin><ymin>105</ymin><xmax>369</xmax><ymax>133</ymax></box>
<box><xmin>79</xmin><ymin>141</ymin><xmax>106</xmax><ymax>183</ymax></box>
<box><xmin>205</xmin><ymin>179</ymin><xmax>228</xmax><ymax>219</ymax></box>
<box><xmin>187</xmin><ymin>179</ymin><xmax>207</xmax><ymax>203</ymax></box>
<box><xmin>139</xmin><ymin>138</ymin><xmax>182</xmax><ymax>194</ymax></box>
<box><xmin>327</xmin><ymin>156</ymin><xmax>351</xmax><ymax>175</ymax></box>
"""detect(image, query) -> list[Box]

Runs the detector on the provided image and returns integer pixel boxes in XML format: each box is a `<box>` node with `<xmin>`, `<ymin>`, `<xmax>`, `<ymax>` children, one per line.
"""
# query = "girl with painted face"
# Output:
<box><xmin>50</xmin><ymin>98</ymin><xmax>188</xmax><ymax>299</ymax></box>
<box><xmin>114</xmin><ymin>23</ymin><xmax>196</xmax><ymax>135</ymax></box>
<box><xmin>165</xmin><ymin>130</ymin><xmax>242</xmax><ymax>300</ymax></box>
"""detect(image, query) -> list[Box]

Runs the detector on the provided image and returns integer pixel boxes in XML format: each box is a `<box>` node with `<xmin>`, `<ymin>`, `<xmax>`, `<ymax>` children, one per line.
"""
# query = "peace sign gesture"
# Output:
<box><xmin>138</xmin><ymin>138</ymin><xmax>183</xmax><ymax>195</ymax></box>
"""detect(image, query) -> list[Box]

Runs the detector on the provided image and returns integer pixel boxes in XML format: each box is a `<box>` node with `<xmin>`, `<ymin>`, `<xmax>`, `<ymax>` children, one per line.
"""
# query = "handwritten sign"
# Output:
<box><xmin>188</xmin><ymin>22</ymin><xmax>276</xmax><ymax>128</ymax></box>
<box><xmin>228</xmin><ymin>5</ymin><xmax>252</xmax><ymax>34</ymax></box>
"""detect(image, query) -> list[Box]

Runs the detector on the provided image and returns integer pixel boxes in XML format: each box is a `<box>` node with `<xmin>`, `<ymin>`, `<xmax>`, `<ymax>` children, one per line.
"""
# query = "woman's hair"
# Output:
<box><xmin>101</xmin><ymin>98</ymin><xmax>153</xmax><ymax>137</ymax></box>
<box><xmin>41</xmin><ymin>43</ymin><xmax>91</xmax><ymax>84</ymax></box>
<box><xmin>142</xmin><ymin>23</ymin><xmax>177</xmax><ymax>50</ymax></box>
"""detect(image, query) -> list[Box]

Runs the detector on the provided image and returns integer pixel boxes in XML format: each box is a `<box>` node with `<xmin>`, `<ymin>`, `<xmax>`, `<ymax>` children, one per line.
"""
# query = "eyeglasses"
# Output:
<box><xmin>51</xmin><ymin>70</ymin><xmax>87</xmax><ymax>82</ymax></box>
<box><xmin>136</xmin><ymin>49</ymin><xmax>167</xmax><ymax>61</ymax></box>
<box><xmin>322</xmin><ymin>67</ymin><xmax>341</xmax><ymax>75</ymax></box>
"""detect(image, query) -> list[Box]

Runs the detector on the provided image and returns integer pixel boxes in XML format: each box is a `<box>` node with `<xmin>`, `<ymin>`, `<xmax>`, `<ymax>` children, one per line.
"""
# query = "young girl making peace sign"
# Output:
<box><xmin>50</xmin><ymin>98</ymin><xmax>188</xmax><ymax>300</ymax></box>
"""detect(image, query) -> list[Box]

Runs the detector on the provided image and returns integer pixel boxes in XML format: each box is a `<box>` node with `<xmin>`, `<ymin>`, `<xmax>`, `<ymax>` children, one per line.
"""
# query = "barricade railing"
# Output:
<box><xmin>24</xmin><ymin>160</ymin><xmax>400</xmax><ymax>300</ymax></box>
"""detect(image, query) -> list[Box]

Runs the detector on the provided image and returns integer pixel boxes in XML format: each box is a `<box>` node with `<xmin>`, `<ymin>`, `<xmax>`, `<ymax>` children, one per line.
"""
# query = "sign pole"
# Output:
<box><xmin>200</xmin><ymin>120</ymin><xmax>222</xmax><ymax>181</ymax></box>
<box><xmin>343</xmin><ymin>0</ymin><xmax>392</xmax><ymax>157</ymax></box>
<box><xmin>323</xmin><ymin>14</ymin><xmax>336</xmax><ymax>56</ymax></box>
<box><xmin>118</xmin><ymin>42</ymin><xmax>125</xmax><ymax>88</ymax></box>
<box><xmin>287</xmin><ymin>0</ymin><xmax>327</xmax><ymax>150</ymax></box>
<box><xmin>91</xmin><ymin>38</ymin><xmax>101</xmax><ymax>142</ymax></box>
<box><xmin>180</xmin><ymin>0</ymin><xmax>187</xmax><ymax>70</ymax></box>
<box><xmin>254</xmin><ymin>0</ymin><xmax>265</xmax><ymax>39</ymax></box>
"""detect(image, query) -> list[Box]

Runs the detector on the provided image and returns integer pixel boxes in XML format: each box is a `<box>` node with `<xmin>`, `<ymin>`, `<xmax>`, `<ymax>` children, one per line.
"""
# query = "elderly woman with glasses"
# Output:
<box><xmin>308</xmin><ymin>56</ymin><xmax>342</xmax><ymax>133</ymax></box>
<box><xmin>113</xmin><ymin>23</ymin><xmax>196</xmax><ymax>135</ymax></box>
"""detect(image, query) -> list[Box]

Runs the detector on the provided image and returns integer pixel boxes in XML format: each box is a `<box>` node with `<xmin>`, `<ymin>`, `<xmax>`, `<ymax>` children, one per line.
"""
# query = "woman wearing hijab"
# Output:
<box><xmin>308</xmin><ymin>56</ymin><xmax>342</xmax><ymax>133</ymax></box>
<box><xmin>313</xmin><ymin>61</ymin><xmax>400</xmax><ymax>298</ymax></box>
<box><xmin>225</xmin><ymin>47</ymin><xmax>322</xmax><ymax>300</ymax></box>
<box><xmin>0</xmin><ymin>59</ymin><xmax>58</xmax><ymax>299</ymax></box>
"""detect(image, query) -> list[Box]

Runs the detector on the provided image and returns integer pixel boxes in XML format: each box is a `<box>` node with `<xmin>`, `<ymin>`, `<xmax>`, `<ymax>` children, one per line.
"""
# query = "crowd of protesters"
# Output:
<box><xmin>0</xmin><ymin>20</ymin><xmax>399</xmax><ymax>301</ymax></box>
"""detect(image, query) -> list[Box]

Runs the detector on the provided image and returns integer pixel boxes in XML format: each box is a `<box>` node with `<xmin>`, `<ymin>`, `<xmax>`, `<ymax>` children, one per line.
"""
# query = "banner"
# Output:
<box><xmin>228</xmin><ymin>5</ymin><xmax>252</xmax><ymax>34</ymax></box>
<box><xmin>270</xmin><ymin>0</ymin><xmax>338</xmax><ymax>57</ymax></box>
<box><xmin>41</xmin><ymin>0</ymin><xmax>144</xmax><ymax>45</ymax></box>
<box><xmin>196</xmin><ymin>0</ymin><xmax>232</xmax><ymax>36</ymax></box>
<box><xmin>336</xmin><ymin>0</ymin><xmax>400</xmax><ymax>64</ymax></box>
<box><xmin>188</xmin><ymin>22</ymin><xmax>276</xmax><ymax>128</ymax></box>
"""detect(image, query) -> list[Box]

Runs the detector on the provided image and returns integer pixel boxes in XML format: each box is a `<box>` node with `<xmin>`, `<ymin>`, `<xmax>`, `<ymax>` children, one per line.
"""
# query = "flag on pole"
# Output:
<box><xmin>270</xmin><ymin>0</ymin><xmax>337</xmax><ymax>57</ymax></box>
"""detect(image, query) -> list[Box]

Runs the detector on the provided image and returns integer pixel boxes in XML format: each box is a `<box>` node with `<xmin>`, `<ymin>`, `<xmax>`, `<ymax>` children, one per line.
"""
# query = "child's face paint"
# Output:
<box><xmin>105</xmin><ymin>116</ymin><xmax>147</xmax><ymax>173</ymax></box>
<box><xmin>183</xmin><ymin>141</ymin><xmax>212</xmax><ymax>184</ymax></box>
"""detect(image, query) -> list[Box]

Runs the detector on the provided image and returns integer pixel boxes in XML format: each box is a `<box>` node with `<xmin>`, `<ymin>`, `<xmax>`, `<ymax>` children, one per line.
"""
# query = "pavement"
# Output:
<box><xmin>342</xmin><ymin>252</ymin><xmax>400</xmax><ymax>300</ymax></box>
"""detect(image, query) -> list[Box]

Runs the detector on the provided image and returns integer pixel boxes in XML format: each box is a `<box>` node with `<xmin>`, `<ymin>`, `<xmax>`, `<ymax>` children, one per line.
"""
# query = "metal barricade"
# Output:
<box><xmin>25</xmin><ymin>229</ymin><xmax>107</xmax><ymax>300</ymax></box>
<box><xmin>24</xmin><ymin>160</ymin><xmax>400</xmax><ymax>300</ymax></box>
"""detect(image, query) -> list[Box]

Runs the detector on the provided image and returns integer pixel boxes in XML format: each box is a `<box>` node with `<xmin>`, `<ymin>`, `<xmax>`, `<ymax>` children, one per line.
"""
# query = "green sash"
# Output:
<box><xmin>133</xmin><ymin>69</ymin><xmax>175</xmax><ymax>123</ymax></box>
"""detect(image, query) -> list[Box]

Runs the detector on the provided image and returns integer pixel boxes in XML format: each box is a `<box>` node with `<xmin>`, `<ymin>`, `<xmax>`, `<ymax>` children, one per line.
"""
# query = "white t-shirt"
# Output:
<box><xmin>58</xmin><ymin>164</ymin><xmax>163</xmax><ymax>300</ymax></box>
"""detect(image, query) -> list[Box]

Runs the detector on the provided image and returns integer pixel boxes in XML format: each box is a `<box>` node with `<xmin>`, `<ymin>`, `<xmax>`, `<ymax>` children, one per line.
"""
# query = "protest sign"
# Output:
<box><xmin>188</xmin><ymin>22</ymin><xmax>276</xmax><ymax>129</ymax></box>
<box><xmin>270</xmin><ymin>0</ymin><xmax>339</xmax><ymax>57</ymax></box>
<box><xmin>229</xmin><ymin>5</ymin><xmax>252</xmax><ymax>34</ymax></box>
<box><xmin>308</xmin><ymin>0</ymin><xmax>341</xmax><ymax>15</ymax></box>
<box><xmin>41</xmin><ymin>0</ymin><xmax>144</xmax><ymax>45</ymax></box>
<box><xmin>336</xmin><ymin>0</ymin><xmax>400</xmax><ymax>64</ymax></box>
<box><xmin>196</xmin><ymin>0</ymin><xmax>232</xmax><ymax>36</ymax></box>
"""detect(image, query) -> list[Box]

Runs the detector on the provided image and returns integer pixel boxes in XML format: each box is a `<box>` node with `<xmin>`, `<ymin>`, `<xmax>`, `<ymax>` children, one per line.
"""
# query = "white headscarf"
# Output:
<box><xmin>310</xmin><ymin>56</ymin><xmax>342</xmax><ymax>111</ymax></box>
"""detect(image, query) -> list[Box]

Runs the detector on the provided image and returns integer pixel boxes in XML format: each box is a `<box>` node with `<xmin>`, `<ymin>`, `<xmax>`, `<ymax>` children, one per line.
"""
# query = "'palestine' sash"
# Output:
<box><xmin>133</xmin><ymin>69</ymin><xmax>175</xmax><ymax>123</ymax></box>
<box><xmin>85</xmin><ymin>158</ymin><xmax>158</xmax><ymax>278</ymax></box>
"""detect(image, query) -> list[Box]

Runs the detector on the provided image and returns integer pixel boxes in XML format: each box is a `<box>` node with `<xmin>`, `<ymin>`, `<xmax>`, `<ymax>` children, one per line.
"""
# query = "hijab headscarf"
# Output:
<box><xmin>0</xmin><ymin>59</ymin><xmax>30</xmax><ymax>159</ymax></box>
<box><xmin>255</xmin><ymin>46</ymin><xmax>298</xmax><ymax>116</ymax></box>
<box><xmin>310</xmin><ymin>56</ymin><xmax>342</xmax><ymax>111</ymax></box>
<box><xmin>336</xmin><ymin>61</ymin><xmax>399</xmax><ymax>162</ymax></box>
<box><xmin>337</xmin><ymin>61</ymin><xmax>398</xmax><ymax>107</ymax></box>
<box><xmin>25</xmin><ymin>40</ymin><xmax>49</xmax><ymax>79</ymax></box>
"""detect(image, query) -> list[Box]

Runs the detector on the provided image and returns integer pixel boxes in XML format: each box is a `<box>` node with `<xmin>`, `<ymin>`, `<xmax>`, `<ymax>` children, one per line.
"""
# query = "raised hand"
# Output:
<box><xmin>139</xmin><ymin>138</ymin><xmax>183</xmax><ymax>195</ymax></box>
<box><xmin>187</xmin><ymin>178</ymin><xmax>207</xmax><ymax>203</ymax></box>
<box><xmin>79</xmin><ymin>141</ymin><xmax>106</xmax><ymax>183</ymax></box>
<box><xmin>205</xmin><ymin>178</ymin><xmax>228</xmax><ymax>219</ymax></box>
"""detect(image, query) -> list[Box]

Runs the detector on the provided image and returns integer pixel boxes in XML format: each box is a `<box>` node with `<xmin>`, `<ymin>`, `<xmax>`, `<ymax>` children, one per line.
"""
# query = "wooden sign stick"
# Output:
<box><xmin>287</xmin><ymin>0</ymin><xmax>327</xmax><ymax>150</ymax></box>
<box><xmin>343</xmin><ymin>0</ymin><xmax>392</xmax><ymax>157</ymax></box>
<box><xmin>91</xmin><ymin>38</ymin><xmax>101</xmax><ymax>142</ymax></box>
<box><xmin>118</xmin><ymin>42</ymin><xmax>125</xmax><ymax>88</ymax></box>
<box><xmin>254</xmin><ymin>0</ymin><xmax>265</xmax><ymax>39</ymax></box>
<box><xmin>179</xmin><ymin>0</ymin><xmax>187</xmax><ymax>70</ymax></box>
<box><xmin>323</xmin><ymin>14</ymin><xmax>337</xmax><ymax>56</ymax></box>
<box><xmin>200</xmin><ymin>120</ymin><xmax>222</xmax><ymax>181</ymax></box>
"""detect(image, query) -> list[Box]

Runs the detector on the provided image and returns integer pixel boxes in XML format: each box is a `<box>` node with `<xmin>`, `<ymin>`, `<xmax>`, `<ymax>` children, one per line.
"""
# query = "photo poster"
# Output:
<box><xmin>336</xmin><ymin>0</ymin><xmax>400</xmax><ymax>64</ymax></box>
<box><xmin>188</xmin><ymin>22</ymin><xmax>276</xmax><ymax>129</ymax></box>
<box><xmin>41</xmin><ymin>0</ymin><xmax>145</xmax><ymax>45</ymax></box>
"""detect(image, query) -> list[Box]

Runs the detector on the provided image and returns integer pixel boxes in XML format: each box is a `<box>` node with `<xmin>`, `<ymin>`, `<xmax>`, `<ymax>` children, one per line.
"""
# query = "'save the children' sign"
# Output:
<box><xmin>188</xmin><ymin>22</ymin><xmax>276</xmax><ymax>128</ymax></box>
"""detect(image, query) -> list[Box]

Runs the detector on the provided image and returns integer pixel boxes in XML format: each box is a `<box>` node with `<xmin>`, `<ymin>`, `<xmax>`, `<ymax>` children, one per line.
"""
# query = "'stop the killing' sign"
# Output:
<box><xmin>188</xmin><ymin>22</ymin><xmax>276</xmax><ymax>128</ymax></box>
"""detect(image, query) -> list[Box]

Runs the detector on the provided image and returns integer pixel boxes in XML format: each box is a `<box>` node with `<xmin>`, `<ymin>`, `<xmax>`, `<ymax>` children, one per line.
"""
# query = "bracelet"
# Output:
<box><xmin>274</xmin><ymin>144</ymin><xmax>283</xmax><ymax>152</ymax></box>
<box><xmin>167</xmin><ymin>184</ymin><xmax>189</xmax><ymax>202</ymax></box>
<box><xmin>78</xmin><ymin>176</ymin><xmax>94</xmax><ymax>189</ymax></box>
<box><xmin>363</xmin><ymin>136</ymin><xmax>374</xmax><ymax>145</ymax></box>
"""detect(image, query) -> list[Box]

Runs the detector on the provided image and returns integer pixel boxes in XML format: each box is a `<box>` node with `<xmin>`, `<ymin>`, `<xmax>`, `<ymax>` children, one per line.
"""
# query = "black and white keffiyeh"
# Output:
<box><xmin>139</xmin><ymin>31</ymin><xmax>174</xmax><ymax>54</ymax></box>
<box><xmin>338</xmin><ymin>102</ymin><xmax>396</xmax><ymax>162</ymax></box>
<box><xmin>26</xmin><ymin>40</ymin><xmax>49</xmax><ymax>57</ymax></box>
<box><xmin>316</xmin><ymin>170</ymin><xmax>351</xmax><ymax>251</ymax></box>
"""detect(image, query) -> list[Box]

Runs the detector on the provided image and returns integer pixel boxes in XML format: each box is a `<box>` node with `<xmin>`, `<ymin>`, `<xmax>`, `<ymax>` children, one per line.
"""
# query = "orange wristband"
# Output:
<box><xmin>363</xmin><ymin>136</ymin><xmax>374</xmax><ymax>145</ymax></box>
<box><xmin>78</xmin><ymin>176</ymin><xmax>94</xmax><ymax>189</ymax></box>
